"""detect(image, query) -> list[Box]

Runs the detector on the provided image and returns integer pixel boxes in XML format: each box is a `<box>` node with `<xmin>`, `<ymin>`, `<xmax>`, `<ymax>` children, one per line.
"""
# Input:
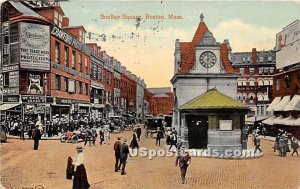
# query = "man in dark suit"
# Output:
<box><xmin>136</xmin><ymin>126</ymin><xmax>142</xmax><ymax>141</ymax></box>
<box><xmin>32</xmin><ymin>126</ymin><xmax>42</xmax><ymax>150</ymax></box>
<box><xmin>120</xmin><ymin>138</ymin><xmax>130</xmax><ymax>175</ymax></box>
<box><xmin>114</xmin><ymin>137</ymin><xmax>122</xmax><ymax>172</ymax></box>
<box><xmin>175</xmin><ymin>146</ymin><xmax>191</xmax><ymax>184</ymax></box>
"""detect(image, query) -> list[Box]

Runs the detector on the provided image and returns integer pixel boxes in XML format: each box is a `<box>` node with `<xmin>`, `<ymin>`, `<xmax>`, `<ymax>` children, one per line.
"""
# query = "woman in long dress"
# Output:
<box><xmin>130</xmin><ymin>130</ymin><xmax>139</xmax><ymax>149</ymax></box>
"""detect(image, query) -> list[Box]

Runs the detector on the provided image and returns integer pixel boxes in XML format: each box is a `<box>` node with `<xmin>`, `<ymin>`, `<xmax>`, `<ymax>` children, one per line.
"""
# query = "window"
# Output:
<box><xmin>269</xmin><ymin>78</ymin><xmax>273</xmax><ymax>85</ymax></box>
<box><xmin>98</xmin><ymin>67</ymin><xmax>102</xmax><ymax>82</ymax></box>
<box><xmin>3</xmin><ymin>72</ymin><xmax>9</xmax><ymax>87</ymax></box>
<box><xmin>55</xmin><ymin>75</ymin><xmax>61</xmax><ymax>90</ymax></box>
<box><xmin>54</xmin><ymin>10</ymin><xmax>62</xmax><ymax>27</ymax></box>
<box><xmin>269</xmin><ymin>67</ymin><xmax>274</xmax><ymax>74</ymax></box>
<box><xmin>64</xmin><ymin>46</ymin><xmax>69</xmax><ymax>67</ymax></box>
<box><xmin>72</xmin><ymin>50</ymin><xmax>76</xmax><ymax>70</ymax></box>
<box><xmin>249</xmin><ymin>68</ymin><xmax>254</xmax><ymax>75</ymax></box>
<box><xmin>268</xmin><ymin>56</ymin><xmax>272</xmax><ymax>62</ymax></box>
<box><xmin>259</xmin><ymin>68</ymin><xmax>263</xmax><ymax>75</ymax></box>
<box><xmin>276</xmin><ymin>79</ymin><xmax>280</xmax><ymax>91</ymax></box>
<box><xmin>239</xmin><ymin>68</ymin><xmax>244</xmax><ymax>75</ymax></box>
<box><xmin>258</xmin><ymin>79</ymin><xmax>264</xmax><ymax>86</ymax></box>
<box><xmin>79</xmin><ymin>30</ymin><xmax>85</xmax><ymax>43</ymax></box>
<box><xmin>249</xmin><ymin>79</ymin><xmax>255</xmax><ymax>86</ymax></box>
<box><xmin>79</xmin><ymin>81</ymin><xmax>82</xmax><ymax>94</ymax></box>
<box><xmin>85</xmin><ymin>57</ymin><xmax>88</xmax><ymax>74</ymax></box>
<box><xmin>263</xmin><ymin>79</ymin><xmax>269</xmax><ymax>86</ymax></box>
<box><xmin>79</xmin><ymin>54</ymin><xmax>82</xmax><ymax>72</ymax></box>
<box><xmin>247</xmin><ymin>56</ymin><xmax>251</xmax><ymax>63</ymax></box>
<box><xmin>264</xmin><ymin>67</ymin><xmax>269</xmax><ymax>74</ymax></box>
<box><xmin>261</xmin><ymin>106</ymin><xmax>265</xmax><ymax>115</ymax></box>
<box><xmin>85</xmin><ymin>83</ymin><xmax>88</xmax><ymax>95</ymax></box>
<box><xmin>260</xmin><ymin>56</ymin><xmax>264</xmax><ymax>63</ymax></box>
<box><xmin>64</xmin><ymin>77</ymin><xmax>68</xmax><ymax>92</ymax></box>
<box><xmin>55</xmin><ymin>41</ymin><xmax>60</xmax><ymax>64</ymax></box>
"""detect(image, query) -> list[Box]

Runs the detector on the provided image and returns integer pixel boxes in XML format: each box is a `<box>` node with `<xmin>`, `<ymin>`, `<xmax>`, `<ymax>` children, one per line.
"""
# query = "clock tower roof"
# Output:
<box><xmin>178</xmin><ymin>21</ymin><xmax>209</xmax><ymax>73</ymax></box>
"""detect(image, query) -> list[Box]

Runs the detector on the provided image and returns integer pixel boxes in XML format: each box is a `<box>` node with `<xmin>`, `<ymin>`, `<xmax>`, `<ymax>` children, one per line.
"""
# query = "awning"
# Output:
<box><xmin>266</xmin><ymin>96</ymin><xmax>282</xmax><ymax>111</ymax></box>
<box><xmin>246</xmin><ymin>116</ymin><xmax>269</xmax><ymax>123</ymax></box>
<box><xmin>258</xmin><ymin>95</ymin><xmax>264</xmax><ymax>101</ymax></box>
<box><xmin>276</xmin><ymin>116</ymin><xmax>296</xmax><ymax>126</ymax></box>
<box><xmin>262</xmin><ymin>115</ymin><xmax>279</xmax><ymax>125</ymax></box>
<box><xmin>284</xmin><ymin>95</ymin><xmax>300</xmax><ymax>111</ymax></box>
<box><xmin>78</xmin><ymin>103</ymin><xmax>90</xmax><ymax>108</ymax></box>
<box><xmin>91</xmin><ymin>104</ymin><xmax>105</xmax><ymax>108</ymax></box>
<box><xmin>258</xmin><ymin>80</ymin><xmax>264</xmax><ymax>86</ymax></box>
<box><xmin>0</xmin><ymin>103</ymin><xmax>20</xmax><ymax>111</ymax></box>
<box><xmin>273</xmin><ymin>96</ymin><xmax>291</xmax><ymax>111</ymax></box>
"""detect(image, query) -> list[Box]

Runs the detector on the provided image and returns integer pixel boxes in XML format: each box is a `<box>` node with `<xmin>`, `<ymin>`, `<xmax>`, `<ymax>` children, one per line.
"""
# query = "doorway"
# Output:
<box><xmin>187</xmin><ymin>115</ymin><xmax>208</xmax><ymax>149</ymax></box>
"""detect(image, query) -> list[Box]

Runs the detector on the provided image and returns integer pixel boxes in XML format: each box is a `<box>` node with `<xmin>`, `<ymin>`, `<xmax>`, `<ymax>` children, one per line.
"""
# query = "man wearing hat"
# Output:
<box><xmin>119</xmin><ymin>138</ymin><xmax>130</xmax><ymax>175</ymax></box>
<box><xmin>32</xmin><ymin>125</ymin><xmax>42</xmax><ymax>150</ymax></box>
<box><xmin>114</xmin><ymin>137</ymin><xmax>122</xmax><ymax>172</ymax></box>
<box><xmin>175</xmin><ymin>146</ymin><xmax>191</xmax><ymax>184</ymax></box>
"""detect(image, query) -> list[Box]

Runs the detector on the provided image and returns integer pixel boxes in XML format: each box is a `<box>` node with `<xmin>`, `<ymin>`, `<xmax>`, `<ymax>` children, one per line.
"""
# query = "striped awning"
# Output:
<box><xmin>273</xmin><ymin>96</ymin><xmax>291</xmax><ymax>111</ymax></box>
<box><xmin>0</xmin><ymin>103</ymin><xmax>20</xmax><ymax>111</ymax></box>
<box><xmin>266</xmin><ymin>97</ymin><xmax>282</xmax><ymax>111</ymax></box>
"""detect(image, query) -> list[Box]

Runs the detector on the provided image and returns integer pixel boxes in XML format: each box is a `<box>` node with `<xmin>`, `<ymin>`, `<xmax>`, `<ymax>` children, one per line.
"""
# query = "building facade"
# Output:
<box><xmin>146</xmin><ymin>88</ymin><xmax>174</xmax><ymax>116</ymax></box>
<box><xmin>264</xmin><ymin>20</ymin><xmax>300</xmax><ymax>138</ymax></box>
<box><xmin>232</xmin><ymin>49</ymin><xmax>276</xmax><ymax>122</ymax></box>
<box><xmin>0</xmin><ymin>1</ymin><xmax>147</xmax><ymax>123</ymax></box>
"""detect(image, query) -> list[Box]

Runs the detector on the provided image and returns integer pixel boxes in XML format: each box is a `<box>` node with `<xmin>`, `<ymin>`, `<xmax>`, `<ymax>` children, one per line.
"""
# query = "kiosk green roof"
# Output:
<box><xmin>180</xmin><ymin>89</ymin><xmax>248</xmax><ymax>110</ymax></box>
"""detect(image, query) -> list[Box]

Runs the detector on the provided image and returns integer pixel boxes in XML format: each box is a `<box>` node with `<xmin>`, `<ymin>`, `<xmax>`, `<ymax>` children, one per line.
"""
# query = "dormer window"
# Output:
<box><xmin>247</xmin><ymin>56</ymin><xmax>251</xmax><ymax>63</ymax></box>
<box><xmin>54</xmin><ymin>10</ymin><xmax>62</xmax><ymax>27</ymax></box>
<box><xmin>268</xmin><ymin>56</ymin><xmax>272</xmax><ymax>62</ymax></box>
<box><xmin>79</xmin><ymin>30</ymin><xmax>85</xmax><ymax>43</ymax></box>
<box><xmin>259</xmin><ymin>56</ymin><xmax>264</xmax><ymax>63</ymax></box>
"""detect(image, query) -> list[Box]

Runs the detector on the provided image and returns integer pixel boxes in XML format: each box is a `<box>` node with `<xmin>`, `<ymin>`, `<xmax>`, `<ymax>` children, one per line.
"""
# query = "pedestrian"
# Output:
<box><xmin>32</xmin><ymin>125</ymin><xmax>42</xmax><ymax>150</ymax></box>
<box><xmin>91</xmin><ymin>126</ymin><xmax>97</xmax><ymax>146</ymax></box>
<box><xmin>71</xmin><ymin>146</ymin><xmax>90</xmax><ymax>189</ymax></box>
<box><xmin>290</xmin><ymin>135</ymin><xmax>299</xmax><ymax>157</ymax></box>
<box><xmin>278</xmin><ymin>136</ymin><xmax>285</xmax><ymax>157</ymax></box>
<box><xmin>169</xmin><ymin>133</ymin><xmax>178</xmax><ymax>151</ymax></box>
<box><xmin>156</xmin><ymin>127</ymin><xmax>163</xmax><ymax>146</ymax></box>
<box><xmin>120</xmin><ymin>138</ymin><xmax>130</xmax><ymax>175</ymax></box>
<box><xmin>136</xmin><ymin>126</ymin><xmax>142</xmax><ymax>141</ymax></box>
<box><xmin>19</xmin><ymin>120</ymin><xmax>25</xmax><ymax>140</ymax></box>
<box><xmin>273</xmin><ymin>134</ymin><xmax>280</xmax><ymax>152</ymax></box>
<box><xmin>130</xmin><ymin>131</ymin><xmax>139</xmax><ymax>149</ymax></box>
<box><xmin>84</xmin><ymin>127</ymin><xmax>92</xmax><ymax>147</ymax></box>
<box><xmin>254</xmin><ymin>135</ymin><xmax>262</xmax><ymax>154</ymax></box>
<box><xmin>175</xmin><ymin>146</ymin><xmax>191</xmax><ymax>184</ymax></box>
<box><xmin>114</xmin><ymin>137</ymin><xmax>122</xmax><ymax>172</ymax></box>
<box><xmin>99</xmin><ymin>126</ymin><xmax>105</xmax><ymax>145</ymax></box>
<box><xmin>104</xmin><ymin>127</ymin><xmax>111</xmax><ymax>145</ymax></box>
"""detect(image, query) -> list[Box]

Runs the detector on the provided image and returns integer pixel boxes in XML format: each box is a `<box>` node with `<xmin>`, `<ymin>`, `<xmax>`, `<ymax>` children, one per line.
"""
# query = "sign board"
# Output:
<box><xmin>276</xmin><ymin>20</ymin><xmax>300</xmax><ymax>68</ymax></box>
<box><xmin>24</xmin><ymin>104</ymin><xmax>50</xmax><ymax>114</ymax></box>
<box><xmin>2</xmin><ymin>65</ymin><xmax>19</xmax><ymax>72</ymax></box>
<box><xmin>68</xmin><ymin>79</ymin><xmax>75</xmax><ymax>93</ymax></box>
<box><xmin>219</xmin><ymin>120</ymin><xmax>232</xmax><ymax>130</ymax></box>
<box><xmin>3</xmin><ymin>95</ymin><xmax>19</xmax><ymax>103</ymax></box>
<box><xmin>21</xmin><ymin>96</ymin><xmax>46</xmax><ymax>103</ymax></box>
<box><xmin>3</xmin><ymin>87</ymin><xmax>19</xmax><ymax>95</ymax></box>
<box><xmin>9</xmin><ymin>71</ymin><xmax>19</xmax><ymax>88</ymax></box>
<box><xmin>20</xmin><ymin>22</ymin><xmax>50</xmax><ymax>70</ymax></box>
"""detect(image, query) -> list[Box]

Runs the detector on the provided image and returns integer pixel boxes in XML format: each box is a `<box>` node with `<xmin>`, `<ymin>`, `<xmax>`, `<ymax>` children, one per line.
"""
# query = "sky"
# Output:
<box><xmin>10</xmin><ymin>0</ymin><xmax>300</xmax><ymax>88</ymax></box>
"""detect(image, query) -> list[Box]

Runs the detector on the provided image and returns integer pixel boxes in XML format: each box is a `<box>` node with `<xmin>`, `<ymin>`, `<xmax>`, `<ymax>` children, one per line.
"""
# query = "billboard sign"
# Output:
<box><xmin>276</xmin><ymin>20</ymin><xmax>300</xmax><ymax>68</ymax></box>
<box><xmin>20</xmin><ymin>22</ymin><xmax>50</xmax><ymax>70</ymax></box>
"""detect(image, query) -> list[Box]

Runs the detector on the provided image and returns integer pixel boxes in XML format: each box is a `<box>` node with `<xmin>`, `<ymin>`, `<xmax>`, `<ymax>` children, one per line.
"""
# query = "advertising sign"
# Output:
<box><xmin>20</xmin><ymin>22</ymin><xmax>50</xmax><ymax>70</ymax></box>
<box><xmin>3</xmin><ymin>88</ymin><xmax>19</xmax><ymax>95</ymax></box>
<box><xmin>276</xmin><ymin>20</ymin><xmax>300</xmax><ymax>68</ymax></box>
<box><xmin>3</xmin><ymin>95</ymin><xmax>19</xmax><ymax>103</ymax></box>
<box><xmin>219</xmin><ymin>120</ymin><xmax>233</xmax><ymax>130</ymax></box>
<box><xmin>9</xmin><ymin>71</ymin><xmax>19</xmax><ymax>88</ymax></box>
<box><xmin>68</xmin><ymin>79</ymin><xmax>76</xmax><ymax>93</ymax></box>
<box><xmin>28</xmin><ymin>73</ymin><xmax>43</xmax><ymax>94</ymax></box>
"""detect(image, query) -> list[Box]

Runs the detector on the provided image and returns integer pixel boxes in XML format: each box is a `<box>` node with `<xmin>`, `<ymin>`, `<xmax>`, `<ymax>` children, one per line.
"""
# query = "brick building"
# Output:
<box><xmin>0</xmin><ymin>1</ymin><xmax>147</xmax><ymax>123</ymax></box>
<box><xmin>146</xmin><ymin>88</ymin><xmax>174</xmax><ymax>116</ymax></box>
<box><xmin>232</xmin><ymin>49</ymin><xmax>276</xmax><ymax>123</ymax></box>
<box><xmin>263</xmin><ymin>20</ymin><xmax>300</xmax><ymax>138</ymax></box>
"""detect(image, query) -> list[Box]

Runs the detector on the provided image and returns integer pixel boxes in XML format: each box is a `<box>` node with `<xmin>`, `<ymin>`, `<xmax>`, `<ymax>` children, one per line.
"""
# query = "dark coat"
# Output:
<box><xmin>73</xmin><ymin>164</ymin><xmax>90</xmax><ymax>189</ymax></box>
<box><xmin>32</xmin><ymin>128</ymin><xmax>41</xmax><ymax>141</ymax></box>
<box><xmin>66</xmin><ymin>156</ymin><xmax>75</xmax><ymax>180</ymax></box>
<box><xmin>120</xmin><ymin>143</ymin><xmax>129</xmax><ymax>160</ymax></box>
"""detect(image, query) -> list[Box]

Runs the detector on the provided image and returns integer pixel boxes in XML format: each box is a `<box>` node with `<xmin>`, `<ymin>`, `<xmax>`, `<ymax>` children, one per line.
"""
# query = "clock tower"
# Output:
<box><xmin>171</xmin><ymin>14</ymin><xmax>240</xmax><ymax>149</ymax></box>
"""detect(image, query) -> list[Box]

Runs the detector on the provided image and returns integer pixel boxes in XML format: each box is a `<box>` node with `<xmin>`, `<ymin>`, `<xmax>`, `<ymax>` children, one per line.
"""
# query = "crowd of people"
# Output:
<box><xmin>251</xmin><ymin>128</ymin><xmax>299</xmax><ymax>157</ymax></box>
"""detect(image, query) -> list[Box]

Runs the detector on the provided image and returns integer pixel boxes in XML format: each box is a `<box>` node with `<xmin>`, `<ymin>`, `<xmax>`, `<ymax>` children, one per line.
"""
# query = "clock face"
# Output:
<box><xmin>199</xmin><ymin>51</ymin><xmax>217</xmax><ymax>68</ymax></box>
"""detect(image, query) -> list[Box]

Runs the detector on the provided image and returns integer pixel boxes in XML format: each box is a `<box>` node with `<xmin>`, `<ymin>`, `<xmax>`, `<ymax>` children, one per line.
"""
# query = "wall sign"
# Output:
<box><xmin>20</xmin><ymin>22</ymin><xmax>50</xmax><ymax>70</ymax></box>
<box><xmin>28</xmin><ymin>73</ymin><xmax>43</xmax><ymax>94</ymax></box>
<box><xmin>219</xmin><ymin>120</ymin><xmax>233</xmax><ymax>130</ymax></box>
<box><xmin>9</xmin><ymin>71</ymin><xmax>19</xmax><ymax>88</ymax></box>
<box><xmin>3</xmin><ymin>95</ymin><xmax>19</xmax><ymax>103</ymax></box>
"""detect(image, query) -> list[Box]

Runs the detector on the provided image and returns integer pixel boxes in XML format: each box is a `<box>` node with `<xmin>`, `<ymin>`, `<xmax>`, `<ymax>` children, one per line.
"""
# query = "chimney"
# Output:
<box><xmin>252</xmin><ymin>48</ymin><xmax>257</xmax><ymax>64</ymax></box>
<box><xmin>63</xmin><ymin>17</ymin><xmax>69</xmax><ymax>27</ymax></box>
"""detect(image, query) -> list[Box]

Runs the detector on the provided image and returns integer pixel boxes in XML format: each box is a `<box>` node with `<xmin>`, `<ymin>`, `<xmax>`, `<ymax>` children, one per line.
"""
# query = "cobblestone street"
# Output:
<box><xmin>1</xmin><ymin>128</ymin><xmax>300</xmax><ymax>189</ymax></box>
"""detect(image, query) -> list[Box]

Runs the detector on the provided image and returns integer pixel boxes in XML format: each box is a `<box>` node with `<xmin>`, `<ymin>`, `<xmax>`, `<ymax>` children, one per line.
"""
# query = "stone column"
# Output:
<box><xmin>181</xmin><ymin>113</ymin><xmax>189</xmax><ymax>149</ymax></box>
